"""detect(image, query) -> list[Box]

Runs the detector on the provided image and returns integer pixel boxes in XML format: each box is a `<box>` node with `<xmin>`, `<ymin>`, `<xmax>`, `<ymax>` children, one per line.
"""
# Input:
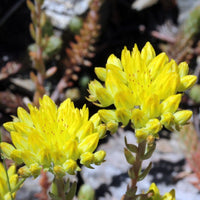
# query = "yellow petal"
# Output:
<box><xmin>116</xmin><ymin>108</ymin><xmax>131</xmax><ymax>126</ymax></box>
<box><xmin>114</xmin><ymin>90</ymin><xmax>135</xmax><ymax>109</ymax></box>
<box><xmin>3</xmin><ymin>122</ymin><xmax>15</xmax><ymax>132</ymax></box>
<box><xmin>141</xmin><ymin>94</ymin><xmax>160</xmax><ymax>119</ymax></box>
<box><xmin>131</xmin><ymin>109</ymin><xmax>148</xmax><ymax>129</ymax></box>
<box><xmin>178</xmin><ymin>62</ymin><xmax>189</xmax><ymax>77</ymax></box>
<box><xmin>141</xmin><ymin>42</ymin><xmax>156</xmax><ymax>65</ymax></box>
<box><xmin>63</xmin><ymin>139</ymin><xmax>79</xmax><ymax>160</ymax></box>
<box><xmin>148</xmin><ymin>52</ymin><xmax>169</xmax><ymax>80</ymax></box>
<box><xmin>17</xmin><ymin>107</ymin><xmax>33</xmax><ymax>126</ymax></box>
<box><xmin>95</xmin><ymin>67</ymin><xmax>107</xmax><ymax>81</ymax></box>
<box><xmin>106</xmin><ymin>54</ymin><xmax>122</xmax><ymax>69</ymax></box>
<box><xmin>0</xmin><ymin>142</ymin><xmax>15</xmax><ymax>159</ymax></box>
<box><xmin>96</xmin><ymin>88</ymin><xmax>114</xmax><ymax>107</ymax></box>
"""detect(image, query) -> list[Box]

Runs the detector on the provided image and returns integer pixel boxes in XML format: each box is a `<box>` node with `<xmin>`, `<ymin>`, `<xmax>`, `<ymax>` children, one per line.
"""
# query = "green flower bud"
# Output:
<box><xmin>29</xmin><ymin>163</ymin><xmax>42</xmax><ymax>178</ymax></box>
<box><xmin>95</xmin><ymin>67</ymin><xmax>107</xmax><ymax>81</ymax></box>
<box><xmin>161</xmin><ymin>112</ymin><xmax>175</xmax><ymax>131</ymax></box>
<box><xmin>135</xmin><ymin>128</ymin><xmax>148</xmax><ymax>142</ymax></box>
<box><xmin>174</xmin><ymin>110</ymin><xmax>192</xmax><ymax>125</ymax></box>
<box><xmin>94</xmin><ymin>150</ymin><xmax>106</xmax><ymax>165</ymax></box>
<box><xmin>97</xmin><ymin>124</ymin><xmax>107</xmax><ymax>139</ymax></box>
<box><xmin>98</xmin><ymin>109</ymin><xmax>117</xmax><ymax>123</ymax></box>
<box><xmin>53</xmin><ymin>165</ymin><xmax>65</xmax><ymax>178</ymax></box>
<box><xmin>96</xmin><ymin>88</ymin><xmax>113</xmax><ymax>107</ymax></box>
<box><xmin>78</xmin><ymin>133</ymin><xmax>99</xmax><ymax>154</ymax></box>
<box><xmin>178</xmin><ymin>75</ymin><xmax>197</xmax><ymax>92</ymax></box>
<box><xmin>161</xmin><ymin>94</ymin><xmax>182</xmax><ymax>114</ymax></box>
<box><xmin>80</xmin><ymin>152</ymin><xmax>94</xmax><ymax>167</ymax></box>
<box><xmin>178</xmin><ymin>62</ymin><xmax>189</xmax><ymax>77</ymax></box>
<box><xmin>63</xmin><ymin>159</ymin><xmax>80</xmax><ymax>175</ymax></box>
<box><xmin>18</xmin><ymin>166</ymin><xmax>31</xmax><ymax>178</ymax></box>
<box><xmin>106</xmin><ymin>120</ymin><xmax>118</xmax><ymax>134</ymax></box>
<box><xmin>145</xmin><ymin>119</ymin><xmax>162</xmax><ymax>135</ymax></box>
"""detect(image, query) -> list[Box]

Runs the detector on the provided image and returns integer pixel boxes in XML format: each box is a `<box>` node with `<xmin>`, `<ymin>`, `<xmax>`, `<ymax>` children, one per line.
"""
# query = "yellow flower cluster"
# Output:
<box><xmin>148</xmin><ymin>183</ymin><xmax>175</xmax><ymax>200</ymax></box>
<box><xmin>0</xmin><ymin>163</ymin><xmax>19</xmax><ymax>200</ymax></box>
<box><xmin>87</xmin><ymin>42</ymin><xmax>197</xmax><ymax>141</ymax></box>
<box><xmin>0</xmin><ymin>96</ymin><xmax>106</xmax><ymax>178</ymax></box>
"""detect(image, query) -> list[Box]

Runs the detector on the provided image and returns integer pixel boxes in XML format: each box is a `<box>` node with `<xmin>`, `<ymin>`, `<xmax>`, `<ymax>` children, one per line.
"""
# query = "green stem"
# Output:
<box><xmin>53</xmin><ymin>176</ymin><xmax>66</xmax><ymax>200</ymax></box>
<box><xmin>124</xmin><ymin>141</ymin><xmax>147</xmax><ymax>200</ymax></box>
<box><xmin>0</xmin><ymin>133</ymin><xmax>14</xmax><ymax>200</ymax></box>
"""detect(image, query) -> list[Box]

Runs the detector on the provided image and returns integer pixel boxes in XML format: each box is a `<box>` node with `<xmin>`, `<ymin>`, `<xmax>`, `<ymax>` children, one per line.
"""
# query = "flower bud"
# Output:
<box><xmin>88</xmin><ymin>80</ymin><xmax>103</xmax><ymax>101</ymax></box>
<box><xmin>76</xmin><ymin>121</ymin><xmax>94</xmax><ymax>142</ymax></box>
<box><xmin>161</xmin><ymin>112</ymin><xmax>175</xmax><ymax>131</ymax></box>
<box><xmin>96</xmin><ymin>88</ymin><xmax>113</xmax><ymax>107</ymax></box>
<box><xmin>53</xmin><ymin>165</ymin><xmax>65</xmax><ymax>178</ymax></box>
<box><xmin>145</xmin><ymin>119</ymin><xmax>162</xmax><ymax>135</ymax></box>
<box><xmin>94</xmin><ymin>150</ymin><xmax>106</xmax><ymax>165</ymax></box>
<box><xmin>3</xmin><ymin>122</ymin><xmax>15</xmax><ymax>132</ymax></box>
<box><xmin>63</xmin><ymin>159</ymin><xmax>80</xmax><ymax>175</ymax></box>
<box><xmin>174</xmin><ymin>110</ymin><xmax>192</xmax><ymax>125</ymax></box>
<box><xmin>18</xmin><ymin>166</ymin><xmax>31</xmax><ymax>178</ymax></box>
<box><xmin>89</xmin><ymin>113</ymin><xmax>101</xmax><ymax>127</ymax></box>
<box><xmin>135</xmin><ymin>128</ymin><xmax>148</xmax><ymax>142</ymax></box>
<box><xmin>161</xmin><ymin>94</ymin><xmax>182</xmax><ymax>114</ymax></box>
<box><xmin>29</xmin><ymin>163</ymin><xmax>42</xmax><ymax>178</ymax></box>
<box><xmin>178</xmin><ymin>75</ymin><xmax>197</xmax><ymax>92</ymax></box>
<box><xmin>95</xmin><ymin>67</ymin><xmax>106</xmax><ymax>81</ymax></box>
<box><xmin>97</xmin><ymin>124</ymin><xmax>107</xmax><ymax>139</ymax></box>
<box><xmin>80</xmin><ymin>152</ymin><xmax>94</xmax><ymax>167</ymax></box>
<box><xmin>78</xmin><ymin>133</ymin><xmax>99</xmax><ymax>154</ymax></box>
<box><xmin>98</xmin><ymin>109</ymin><xmax>117</xmax><ymax>123</ymax></box>
<box><xmin>178</xmin><ymin>62</ymin><xmax>189</xmax><ymax>77</ymax></box>
<box><xmin>0</xmin><ymin>142</ymin><xmax>15</xmax><ymax>158</ymax></box>
<box><xmin>106</xmin><ymin>120</ymin><xmax>118</xmax><ymax>134</ymax></box>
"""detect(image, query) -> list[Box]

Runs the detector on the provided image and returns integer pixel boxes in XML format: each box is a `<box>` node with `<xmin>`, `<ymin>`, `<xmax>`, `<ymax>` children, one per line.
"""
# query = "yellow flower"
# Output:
<box><xmin>87</xmin><ymin>42</ymin><xmax>197</xmax><ymax>139</ymax></box>
<box><xmin>0</xmin><ymin>163</ymin><xmax>19</xmax><ymax>200</ymax></box>
<box><xmin>1</xmin><ymin>96</ymin><xmax>106</xmax><ymax>177</ymax></box>
<box><xmin>148</xmin><ymin>183</ymin><xmax>175</xmax><ymax>200</ymax></box>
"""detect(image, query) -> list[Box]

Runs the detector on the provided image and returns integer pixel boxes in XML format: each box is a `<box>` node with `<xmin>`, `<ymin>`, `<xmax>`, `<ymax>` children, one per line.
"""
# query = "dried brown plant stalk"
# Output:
<box><xmin>35</xmin><ymin>171</ymin><xmax>51</xmax><ymax>200</ymax></box>
<box><xmin>51</xmin><ymin>0</ymin><xmax>103</xmax><ymax>102</ymax></box>
<box><xmin>154</xmin><ymin>6</ymin><xmax>200</xmax><ymax>64</ymax></box>
<box><xmin>179</xmin><ymin>123</ymin><xmax>200</xmax><ymax>190</ymax></box>
<box><xmin>27</xmin><ymin>0</ymin><xmax>47</xmax><ymax>105</ymax></box>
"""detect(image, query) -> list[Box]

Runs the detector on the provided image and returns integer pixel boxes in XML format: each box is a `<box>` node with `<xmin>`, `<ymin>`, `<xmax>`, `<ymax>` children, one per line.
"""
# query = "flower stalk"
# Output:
<box><xmin>123</xmin><ymin>138</ymin><xmax>155</xmax><ymax>200</ymax></box>
<box><xmin>27</xmin><ymin>0</ymin><xmax>46</xmax><ymax>105</ymax></box>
